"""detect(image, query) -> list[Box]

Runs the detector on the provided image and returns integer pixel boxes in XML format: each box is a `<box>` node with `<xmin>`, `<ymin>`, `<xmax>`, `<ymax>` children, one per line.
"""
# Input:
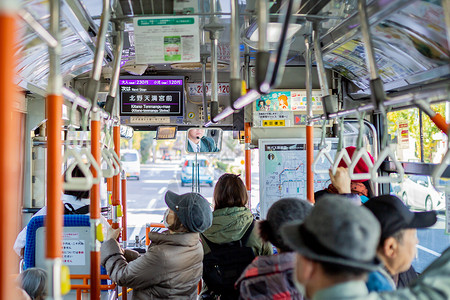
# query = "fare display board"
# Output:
<box><xmin>119</xmin><ymin>76</ymin><xmax>184</xmax><ymax>117</ymax></box>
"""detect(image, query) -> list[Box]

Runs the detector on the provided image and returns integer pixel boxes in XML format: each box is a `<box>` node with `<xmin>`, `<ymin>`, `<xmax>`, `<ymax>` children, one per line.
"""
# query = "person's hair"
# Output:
<box><xmin>19</xmin><ymin>268</ymin><xmax>47</xmax><ymax>300</ymax></box>
<box><xmin>64</xmin><ymin>165</ymin><xmax>90</xmax><ymax>200</ymax></box>
<box><xmin>259</xmin><ymin>198</ymin><xmax>312</xmax><ymax>252</ymax></box>
<box><xmin>378</xmin><ymin>229</ymin><xmax>405</xmax><ymax>249</ymax></box>
<box><xmin>213</xmin><ymin>173</ymin><xmax>248</xmax><ymax>210</ymax></box>
<box><xmin>168</xmin><ymin>211</ymin><xmax>189</xmax><ymax>233</ymax></box>
<box><xmin>362</xmin><ymin>180</ymin><xmax>374</xmax><ymax>198</ymax></box>
<box><xmin>318</xmin><ymin>261</ymin><xmax>368</xmax><ymax>281</ymax></box>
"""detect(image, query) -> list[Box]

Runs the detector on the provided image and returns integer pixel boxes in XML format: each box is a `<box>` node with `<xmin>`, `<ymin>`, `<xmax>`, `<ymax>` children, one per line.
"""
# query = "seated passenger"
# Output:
<box><xmin>364</xmin><ymin>195</ymin><xmax>437</xmax><ymax>291</ymax></box>
<box><xmin>200</xmin><ymin>173</ymin><xmax>272</xmax><ymax>299</ymax></box>
<box><xmin>101</xmin><ymin>191</ymin><xmax>212</xmax><ymax>299</ymax></box>
<box><xmin>315</xmin><ymin>146</ymin><xmax>374</xmax><ymax>204</ymax></box>
<box><xmin>236</xmin><ymin>198</ymin><xmax>312</xmax><ymax>300</ymax></box>
<box><xmin>14</xmin><ymin>166</ymin><xmax>108</xmax><ymax>257</ymax></box>
<box><xmin>19</xmin><ymin>267</ymin><xmax>47</xmax><ymax>300</ymax></box>
<box><xmin>281</xmin><ymin>195</ymin><xmax>450</xmax><ymax>300</ymax></box>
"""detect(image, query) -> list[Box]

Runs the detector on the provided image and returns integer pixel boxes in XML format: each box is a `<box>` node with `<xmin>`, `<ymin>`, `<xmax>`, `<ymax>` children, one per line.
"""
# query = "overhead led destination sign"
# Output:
<box><xmin>119</xmin><ymin>76</ymin><xmax>184</xmax><ymax>117</ymax></box>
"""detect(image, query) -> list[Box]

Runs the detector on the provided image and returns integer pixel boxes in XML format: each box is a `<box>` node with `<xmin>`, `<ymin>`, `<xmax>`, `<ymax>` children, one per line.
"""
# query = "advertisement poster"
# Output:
<box><xmin>134</xmin><ymin>16</ymin><xmax>200</xmax><ymax>64</ymax></box>
<box><xmin>255</xmin><ymin>90</ymin><xmax>323</xmax><ymax>112</ymax></box>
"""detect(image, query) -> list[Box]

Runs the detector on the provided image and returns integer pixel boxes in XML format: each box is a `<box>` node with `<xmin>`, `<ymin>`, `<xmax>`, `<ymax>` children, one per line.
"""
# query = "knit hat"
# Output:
<box><xmin>261</xmin><ymin>198</ymin><xmax>313</xmax><ymax>252</ymax></box>
<box><xmin>338</xmin><ymin>146</ymin><xmax>374</xmax><ymax>182</ymax></box>
<box><xmin>165</xmin><ymin>191</ymin><xmax>213</xmax><ymax>233</ymax></box>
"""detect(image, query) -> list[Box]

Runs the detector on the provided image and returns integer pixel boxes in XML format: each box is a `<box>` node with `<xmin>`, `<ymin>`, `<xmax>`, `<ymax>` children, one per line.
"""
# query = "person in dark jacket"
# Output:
<box><xmin>200</xmin><ymin>173</ymin><xmax>272</xmax><ymax>299</ymax></box>
<box><xmin>101</xmin><ymin>191</ymin><xmax>212</xmax><ymax>300</ymax></box>
<box><xmin>236</xmin><ymin>198</ymin><xmax>312</xmax><ymax>300</ymax></box>
<box><xmin>364</xmin><ymin>195</ymin><xmax>437</xmax><ymax>292</ymax></box>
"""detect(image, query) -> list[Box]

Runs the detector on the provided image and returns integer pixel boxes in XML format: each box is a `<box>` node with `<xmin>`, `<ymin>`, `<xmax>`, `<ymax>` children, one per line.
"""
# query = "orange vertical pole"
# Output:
<box><xmin>121</xmin><ymin>174</ymin><xmax>127</xmax><ymax>300</ymax></box>
<box><xmin>90</xmin><ymin>112</ymin><xmax>101</xmax><ymax>300</ymax></box>
<box><xmin>145</xmin><ymin>225</ymin><xmax>151</xmax><ymax>246</ymax></box>
<box><xmin>112</xmin><ymin>125</ymin><xmax>120</xmax><ymax>229</ymax></box>
<box><xmin>46</xmin><ymin>94</ymin><xmax>64</xmax><ymax>253</ymax></box>
<box><xmin>244</xmin><ymin>122</ymin><xmax>252</xmax><ymax>209</ymax></box>
<box><xmin>306</xmin><ymin>125</ymin><xmax>315</xmax><ymax>203</ymax></box>
<box><xmin>304</xmin><ymin>34</ymin><xmax>315</xmax><ymax>204</ymax></box>
<box><xmin>0</xmin><ymin>8</ymin><xmax>20</xmax><ymax>300</ymax></box>
<box><xmin>107</xmin><ymin>177</ymin><xmax>113</xmax><ymax>225</ymax></box>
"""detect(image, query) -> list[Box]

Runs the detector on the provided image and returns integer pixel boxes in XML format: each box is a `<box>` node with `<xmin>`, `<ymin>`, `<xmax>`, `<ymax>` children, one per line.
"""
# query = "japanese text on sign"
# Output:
<box><xmin>62</xmin><ymin>240</ymin><xmax>86</xmax><ymax>266</ymax></box>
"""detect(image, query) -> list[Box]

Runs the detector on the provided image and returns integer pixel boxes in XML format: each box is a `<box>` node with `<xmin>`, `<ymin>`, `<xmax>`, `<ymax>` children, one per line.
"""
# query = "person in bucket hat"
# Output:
<box><xmin>101</xmin><ymin>191</ymin><xmax>212</xmax><ymax>299</ymax></box>
<box><xmin>281</xmin><ymin>195</ymin><xmax>450</xmax><ymax>300</ymax></box>
<box><xmin>364</xmin><ymin>195</ymin><xmax>437</xmax><ymax>292</ymax></box>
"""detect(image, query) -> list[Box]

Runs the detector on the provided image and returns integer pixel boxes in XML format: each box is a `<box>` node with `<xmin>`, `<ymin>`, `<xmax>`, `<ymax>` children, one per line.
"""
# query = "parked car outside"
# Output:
<box><xmin>162</xmin><ymin>153</ymin><xmax>172</xmax><ymax>160</ymax></box>
<box><xmin>399</xmin><ymin>175</ymin><xmax>445</xmax><ymax>211</ymax></box>
<box><xmin>121</xmin><ymin>149</ymin><xmax>141</xmax><ymax>180</ymax></box>
<box><xmin>180</xmin><ymin>156</ymin><xmax>214</xmax><ymax>187</ymax></box>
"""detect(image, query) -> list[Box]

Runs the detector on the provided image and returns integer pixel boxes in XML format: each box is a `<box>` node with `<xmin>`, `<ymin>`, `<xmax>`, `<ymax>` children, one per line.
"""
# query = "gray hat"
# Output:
<box><xmin>165</xmin><ymin>191</ymin><xmax>213</xmax><ymax>233</ymax></box>
<box><xmin>281</xmin><ymin>196</ymin><xmax>381</xmax><ymax>271</ymax></box>
<box><xmin>263</xmin><ymin>198</ymin><xmax>313</xmax><ymax>251</ymax></box>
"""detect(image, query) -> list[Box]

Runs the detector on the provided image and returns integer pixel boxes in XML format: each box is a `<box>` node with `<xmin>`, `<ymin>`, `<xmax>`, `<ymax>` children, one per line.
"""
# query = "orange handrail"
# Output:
<box><xmin>90</xmin><ymin>114</ymin><xmax>101</xmax><ymax>300</ymax></box>
<box><xmin>306</xmin><ymin>125</ymin><xmax>314</xmax><ymax>203</ymax></box>
<box><xmin>112</xmin><ymin>125</ymin><xmax>120</xmax><ymax>229</ymax></box>
<box><xmin>0</xmin><ymin>10</ymin><xmax>21</xmax><ymax>300</ymax></box>
<box><xmin>70</xmin><ymin>274</ymin><xmax>116</xmax><ymax>300</ymax></box>
<box><xmin>149</xmin><ymin>223</ymin><xmax>166</xmax><ymax>228</ymax></box>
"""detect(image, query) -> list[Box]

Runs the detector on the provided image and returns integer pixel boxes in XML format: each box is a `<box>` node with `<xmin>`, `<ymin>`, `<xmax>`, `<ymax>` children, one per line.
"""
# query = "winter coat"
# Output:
<box><xmin>101</xmin><ymin>231</ymin><xmax>203</xmax><ymax>300</ymax></box>
<box><xmin>236</xmin><ymin>252</ymin><xmax>303</xmax><ymax>300</ymax></box>
<box><xmin>200</xmin><ymin>207</ymin><xmax>273</xmax><ymax>256</ymax></box>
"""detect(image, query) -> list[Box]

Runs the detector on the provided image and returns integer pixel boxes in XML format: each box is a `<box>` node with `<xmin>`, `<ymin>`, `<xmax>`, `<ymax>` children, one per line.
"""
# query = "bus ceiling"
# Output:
<box><xmin>16</xmin><ymin>0</ymin><xmax>449</xmax><ymax>127</ymax></box>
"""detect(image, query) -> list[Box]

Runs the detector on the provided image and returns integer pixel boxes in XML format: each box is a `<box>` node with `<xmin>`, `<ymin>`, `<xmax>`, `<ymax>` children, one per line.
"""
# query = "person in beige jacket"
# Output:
<box><xmin>101</xmin><ymin>191</ymin><xmax>213</xmax><ymax>300</ymax></box>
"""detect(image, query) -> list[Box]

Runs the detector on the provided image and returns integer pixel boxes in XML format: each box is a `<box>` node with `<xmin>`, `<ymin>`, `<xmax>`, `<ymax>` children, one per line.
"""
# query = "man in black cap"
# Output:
<box><xmin>281</xmin><ymin>195</ymin><xmax>450</xmax><ymax>300</ymax></box>
<box><xmin>364</xmin><ymin>195</ymin><xmax>437</xmax><ymax>291</ymax></box>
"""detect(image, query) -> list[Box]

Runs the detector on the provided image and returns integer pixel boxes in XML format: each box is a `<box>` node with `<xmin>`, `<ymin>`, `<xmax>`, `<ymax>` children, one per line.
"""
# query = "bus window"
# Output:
<box><xmin>387</xmin><ymin>101</ymin><xmax>449</xmax><ymax>273</ymax></box>
<box><xmin>121</xmin><ymin>130</ymin><xmax>244</xmax><ymax>245</ymax></box>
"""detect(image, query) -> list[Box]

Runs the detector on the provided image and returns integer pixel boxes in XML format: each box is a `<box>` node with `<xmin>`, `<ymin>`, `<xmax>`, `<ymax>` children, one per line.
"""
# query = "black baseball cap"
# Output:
<box><xmin>364</xmin><ymin>195</ymin><xmax>437</xmax><ymax>241</ymax></box>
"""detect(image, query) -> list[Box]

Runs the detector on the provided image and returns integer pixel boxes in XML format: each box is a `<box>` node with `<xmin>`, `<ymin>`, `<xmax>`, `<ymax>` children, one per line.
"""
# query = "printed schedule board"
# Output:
<box><xmin>133</xmin><ymin>16</ymin><xmax>200</xmax><ymax>64</ymax></box>
<box><xmin>119</xmin><ymin>76</ymin><xmax>184</xmax><ymax>116</ymax></box>
<box><xmin>259</xmin><ymin>138</ymin><xmax>338</xmax><ymax>219</ymax></box>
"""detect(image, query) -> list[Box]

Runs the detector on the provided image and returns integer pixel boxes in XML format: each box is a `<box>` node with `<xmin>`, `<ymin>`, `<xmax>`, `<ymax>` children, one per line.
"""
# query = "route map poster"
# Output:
<box><xmin>259</xmin><ymin>138</ymin><xmax>338</xmax><ymax>218</ymax></box>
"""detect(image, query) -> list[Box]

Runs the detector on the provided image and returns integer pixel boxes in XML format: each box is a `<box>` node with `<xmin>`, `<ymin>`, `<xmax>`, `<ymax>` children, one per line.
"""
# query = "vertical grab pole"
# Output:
<box><xmin>90</xmin><ymin>110</ymin><xmax>101</xmax><ymax>300</ymax></box>
<box><xmin>0</xmin><ymin>2</ymin><xmax>21</xmax><ymax>299</ymax></box>
<box><xmin>47</xmin><ymin>0</ymin><xmax>63</xmax><ymax>298</ymax></box>
<box><xmin>107</xmin><ymin>177</ymin><xmax>113</xmax><ymax>225</ymax></box>
<box><xmin>244</xmin><ymin>122</ymin><xmax>252</xmax><ymax>209</ymax></box>
<box><xmin>112</xmin><ymin>125</ymin><xmax>120</xmax><ymax>229</ymax></box>
<box><xmin>304</xmin><ymin>35</ymin><xmax>314</xmax><ymax>203</ymax></box>
<box><xmin>121</xmin><ymin>172</ymin><xmax>127</xmax><ymax>300</ymax></box>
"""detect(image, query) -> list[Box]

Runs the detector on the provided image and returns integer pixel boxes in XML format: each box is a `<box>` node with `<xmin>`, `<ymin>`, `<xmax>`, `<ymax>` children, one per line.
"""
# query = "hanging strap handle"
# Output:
<box><xmin>349</xmin><ymin>112</ymin><xmax>374</xmax><ymax>181</ymax></box>
<box><xmin>432</xmin><ymin>132</ymin><xmax>450</xmax><ymax>192</ymax></box>
<box><xmin>312</xmin><ymin>120</ymin><xmax>334</xmax><ymax>174</ymax></box>
<box><xmin>370</xmin><ymin>109</ymin><xmax>404</xmax><ymax>183</ymax></box>
<box><xmin>331</xmin><ymin>118</ymin><xmax>352</xmax><ymax>175</ymax></box>
<box><xmin>101</xmin><ymin>148</ymin><xmax>115</xmax><ymax>178</ymax></box>
<box><xmin>109</xmin><ymin>149</ymin><xmax>123</xmax><ymax>174</ymax></box>
<box><xmin>80</xmin><ymin>148</ymin><xmax>102</xmax><ymax>184</ymax></box>
<box><xmin>63</xmin><ymin>149</ymin><xmax>94</xmax><ymax>191</ymax></box>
